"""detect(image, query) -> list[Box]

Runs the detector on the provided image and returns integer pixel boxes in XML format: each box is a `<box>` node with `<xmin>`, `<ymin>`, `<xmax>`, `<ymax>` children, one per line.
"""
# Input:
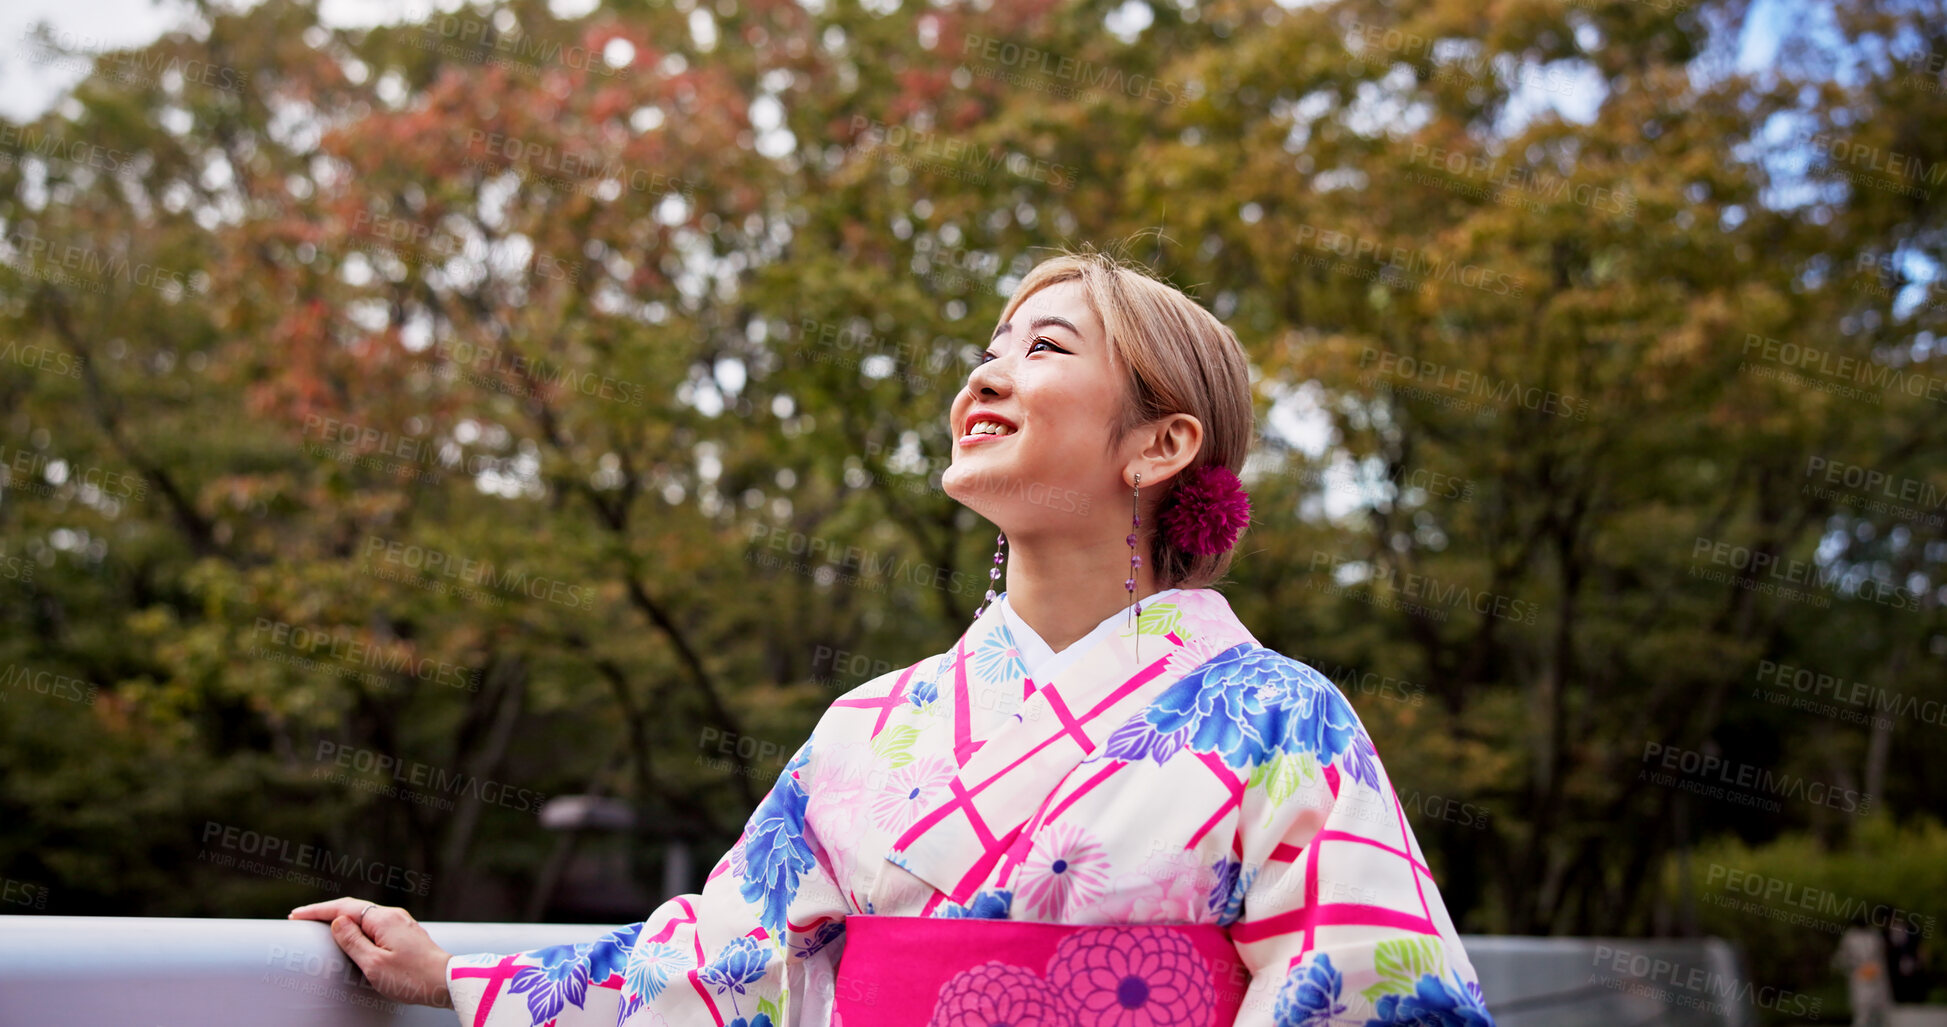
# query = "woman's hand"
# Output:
<box><xmin>288</xmin><ymin>898</ymin><xmax>455</xmax><ymax>1008</ymax></box>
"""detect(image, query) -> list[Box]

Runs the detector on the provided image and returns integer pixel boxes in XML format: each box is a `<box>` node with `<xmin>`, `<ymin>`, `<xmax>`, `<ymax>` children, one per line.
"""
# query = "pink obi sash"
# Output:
<box><xmin>831</xmin><ymin>915</ymin><xmax>1250</xmax><ymax>1026</ymax></box>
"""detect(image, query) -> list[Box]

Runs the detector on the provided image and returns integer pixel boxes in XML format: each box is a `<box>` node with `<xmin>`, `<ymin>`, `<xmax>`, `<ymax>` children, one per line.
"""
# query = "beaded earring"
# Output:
<box><xmin>1126</xmin><ymin>472</ymin><xmax>1143</xmax><ymax>643</ymax></box>
<box><xmin>973</xmin><ymin>531</ymin><xmax>1006</xmax><ymax>620</ymax></box>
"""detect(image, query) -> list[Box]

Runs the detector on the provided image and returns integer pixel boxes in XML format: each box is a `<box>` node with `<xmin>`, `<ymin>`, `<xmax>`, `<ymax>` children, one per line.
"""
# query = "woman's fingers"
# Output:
<box><xmin>287</xmin><ymin>897</ymin><xmax>372</xmax><ymax>922</ymax></box>
<box><xmin>288</xmin><ymin>899</ymin><xmax>453</xmax><ymax>1008</ymax></box>
<box><xmin>331</xmin><ymin>913</ymin><xmax>386</xmax><ymax>965</ymax></box>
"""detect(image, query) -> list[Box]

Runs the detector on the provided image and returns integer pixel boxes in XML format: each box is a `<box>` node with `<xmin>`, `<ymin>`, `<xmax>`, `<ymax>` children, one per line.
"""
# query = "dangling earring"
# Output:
<box><xmin>1126</xmin><ymin>473</ymin><xmax>1142</xmax><ymax>631</ymax></box>
<box><xmin>974</xmin><ymin>531</ymin><xmax>1007</xmax><ymax>620</ymax></box>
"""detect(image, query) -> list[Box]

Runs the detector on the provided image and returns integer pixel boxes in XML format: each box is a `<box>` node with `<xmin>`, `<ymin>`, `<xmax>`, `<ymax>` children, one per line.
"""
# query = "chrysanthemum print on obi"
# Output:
<box><xmin>442</xmin><ymin>588</ymin><xmax>1495</xmax><ymax>1026</ymax></box>
<box><xmin>831</xmin><ymin>915</ymin><xmax>1249</xmax><ymax>1026</ymax></box>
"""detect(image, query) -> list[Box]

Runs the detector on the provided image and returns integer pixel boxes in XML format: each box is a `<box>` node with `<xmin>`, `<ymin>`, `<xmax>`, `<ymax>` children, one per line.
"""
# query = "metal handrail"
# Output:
<box><xmin>0</xmin><ymin>918</ymin><xmax>1762</xmax><ymax>1026</ymax></box>
<box><xmin>0</xmin><ymin>915</ymin><xmax>624</xmax><ymax>1026</ymax></box>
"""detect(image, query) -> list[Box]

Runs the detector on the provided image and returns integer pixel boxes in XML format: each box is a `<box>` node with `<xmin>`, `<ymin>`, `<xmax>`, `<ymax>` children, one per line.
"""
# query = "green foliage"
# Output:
<box><xmin>1675</xmin><ymin>816</ymin><xmax>1947</xmax><ymax>1018</ymax></box>
<box><xmin>0</xmin><ymin>0</ymin><xmax>1939</xmax><ymax>975</ymax></box>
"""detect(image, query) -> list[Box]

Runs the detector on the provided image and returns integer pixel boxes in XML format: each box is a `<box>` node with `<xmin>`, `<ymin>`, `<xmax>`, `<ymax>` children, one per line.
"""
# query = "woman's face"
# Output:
<box><xmin>943</xmin><ymin>280</ymin><xmax>1132</xmax><ymax>535</ymax></box>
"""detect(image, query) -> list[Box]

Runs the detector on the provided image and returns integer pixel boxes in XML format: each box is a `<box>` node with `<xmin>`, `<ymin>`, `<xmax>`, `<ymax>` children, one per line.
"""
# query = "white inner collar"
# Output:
<box><xmin>998</xmin><ymin>587</ymin><xmax>1183</xmax><ymax>683</ymax></box>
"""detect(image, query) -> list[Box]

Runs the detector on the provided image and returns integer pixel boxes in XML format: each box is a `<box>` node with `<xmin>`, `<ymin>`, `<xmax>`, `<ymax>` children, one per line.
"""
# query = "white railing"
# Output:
<box><xmin>0</xmin><ymin>915</ymin><xmax>623</xmax><ymax>1026</ymax></box>
<box><xmin>0</xmin><ymin>917</ymin><xmax>1764</xmax><ymax>1026</ymax></box>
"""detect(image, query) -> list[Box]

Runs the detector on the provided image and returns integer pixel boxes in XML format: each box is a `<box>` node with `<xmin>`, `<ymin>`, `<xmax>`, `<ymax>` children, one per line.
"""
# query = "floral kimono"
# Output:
<box><xmin>445</xmin><ymin>587</ymin><xmax>1495</xmax><ymax>1027</ymax></box>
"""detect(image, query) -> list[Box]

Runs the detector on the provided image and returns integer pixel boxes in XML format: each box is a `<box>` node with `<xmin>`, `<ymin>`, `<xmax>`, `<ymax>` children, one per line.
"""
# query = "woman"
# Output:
<box><xmin>293</xmin><ymin>250</ymin><xmax>1496</xmax><ymax>1027</ymax></box>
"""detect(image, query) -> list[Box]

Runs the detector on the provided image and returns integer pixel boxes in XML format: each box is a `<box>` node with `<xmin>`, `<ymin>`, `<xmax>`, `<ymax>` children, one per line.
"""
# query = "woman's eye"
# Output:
<box><xmin>972</xmin><ymin>338</ymin><xmax>1063</xmax><ymax>367</ymax></box>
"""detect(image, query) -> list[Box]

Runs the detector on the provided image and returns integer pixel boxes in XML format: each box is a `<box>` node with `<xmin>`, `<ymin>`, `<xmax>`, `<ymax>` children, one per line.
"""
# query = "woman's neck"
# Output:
<box><xmin>999</xmin><ymin>532</ymin><xmax>1169</xmax><ymax>653</ymax></box>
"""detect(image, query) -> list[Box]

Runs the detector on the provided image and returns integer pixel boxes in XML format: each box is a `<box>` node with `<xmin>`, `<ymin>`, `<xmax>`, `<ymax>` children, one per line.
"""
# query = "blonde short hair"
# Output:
<box><xmin>998</xmin><ymin>247</ymin><xmax>1255</xmax><ymax>590</ymax></box>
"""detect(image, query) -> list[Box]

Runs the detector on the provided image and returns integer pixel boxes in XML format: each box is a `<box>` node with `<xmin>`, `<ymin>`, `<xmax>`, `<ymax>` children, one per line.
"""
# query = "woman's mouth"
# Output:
<box><xmin>961</xmin><ymin>426</ymin><xmax>1016</xmax><ymax>445</ymax></box>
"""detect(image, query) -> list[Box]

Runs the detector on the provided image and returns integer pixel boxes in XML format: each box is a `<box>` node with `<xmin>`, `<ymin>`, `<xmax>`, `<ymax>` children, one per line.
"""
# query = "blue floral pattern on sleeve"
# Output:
<box><xmin>738</xmin><ymin>742</ymin><xmax>816</xmax><ymax>936</ymax></box>
<box><xmin>508</xmin><ymin>943</ymin><xmax>592</xmax><ymax>1023</ymax></box>
<box><xmin>1274</xmin><ymin>953</ymin><xmax>1348</xmax><ymax>1027</ymax></box>
<box><xmin>934</xmin><ymin>887</ymin><xmax>1013</xmax><ymax>920</ymax></box>
<box><xmin>698</xmin><ymin>936</ymin><xmax>772</xmax><ymax>1019</ymax></box>
<box><xmin>1106</xmin><ymin>645</ymin><xmax>1376</xmax><ymax>779</ymax></box>
<box><xmin>1207</xmin><ymin>857</ymin><xmax>1257</xmax><ymax>926</ymax></box>
<box><xmin>1369</xmin><ymin>970</ymin><xmax>1495</xmax><ymax>1027</ymax></box>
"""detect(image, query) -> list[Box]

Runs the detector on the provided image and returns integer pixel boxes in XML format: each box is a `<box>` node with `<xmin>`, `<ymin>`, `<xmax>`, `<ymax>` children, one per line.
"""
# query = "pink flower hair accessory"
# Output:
<box><xmin>1157</xmin><ymin>465</ymin><xmax>1250</xmax><ymax>556</ymax></box>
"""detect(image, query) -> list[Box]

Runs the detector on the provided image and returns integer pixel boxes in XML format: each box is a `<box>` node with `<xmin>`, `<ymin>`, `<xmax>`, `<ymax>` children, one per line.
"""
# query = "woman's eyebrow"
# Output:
<box><xmin>989</xmin><ymin>314</ymin><xmax>1083</xmax><ymax>342</ymax></box>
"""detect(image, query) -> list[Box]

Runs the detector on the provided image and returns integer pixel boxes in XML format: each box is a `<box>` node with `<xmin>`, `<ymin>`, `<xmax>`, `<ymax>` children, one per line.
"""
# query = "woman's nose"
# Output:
<box><xmin>967</xmin><ymin>351</ymin><xmax>1011</xmax><ymax>396</ymax></box>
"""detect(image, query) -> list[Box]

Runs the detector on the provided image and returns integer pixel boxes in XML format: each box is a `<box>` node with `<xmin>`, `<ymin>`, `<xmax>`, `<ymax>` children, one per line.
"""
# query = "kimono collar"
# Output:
<box><xmin>998</xmin><ymin>587</ymin><xmax>1183</xmax><ymax>684</ymax></box>
<box><xmin>883</xmin><ymin>587</ymin><xmax>1260</xmax><ymax>908</ymax></box>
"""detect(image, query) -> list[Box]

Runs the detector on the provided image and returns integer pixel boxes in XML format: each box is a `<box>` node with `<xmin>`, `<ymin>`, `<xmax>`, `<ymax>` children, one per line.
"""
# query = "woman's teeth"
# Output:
<box><xmin>970</xmin><ymin>423</ymin><xmax>1015</xmax><ymax>436</ymax></box>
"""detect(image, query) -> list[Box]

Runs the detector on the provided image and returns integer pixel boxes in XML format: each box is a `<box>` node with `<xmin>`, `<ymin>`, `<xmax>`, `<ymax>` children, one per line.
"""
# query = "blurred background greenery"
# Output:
<box><xmin>0</xmin><ymin>0</ymin><xmax>1942</xmax><ymax>1020</ymax></box>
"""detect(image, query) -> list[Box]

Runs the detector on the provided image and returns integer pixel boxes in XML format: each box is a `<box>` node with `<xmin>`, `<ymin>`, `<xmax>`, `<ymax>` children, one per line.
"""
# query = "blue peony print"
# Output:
<box><xmin>908</xmin><ymin>673</ymin><xmax>940</xmax><ymax>708</ymax></box>
<box><xmin>1368</xmin><ymin>969</ymin><xmax>1496</xmax><ymax>1026</ymax></box>
<box><xmin>935</xmin><ymin>887</ymin><xmax>1013</xmax><ymax>920</ymax></box>
<box><xmin>739</xmin><ymin>743</ymin><xmax>817</xmax><ymax>936</ymax></box>
<box><xmin>791</xmin><ymin>920</ymin><xmax>845</xmax><ymax>960</ymax></box>
<box><xmin>617</xmin><ymin>941</ymin><xmax>683</xmax><ymax>1020</ymax></box>
<box><xmin>1125</xmin><ymin>645</ymin><xmax>1373</xmax><ymax>775</ymax></box>
<box><xmin>1206</xmin><ymin>857</ymin><xmax>1257</xmax><ymax>926</ymax></box>
<box><xmin>1274</xmin><ymin>953</ymin><xmax>1348</xmax><ymax>1027</ymax></box>
<box><xmin>907</xmin><ymin>655</ymin><xmax>947</xmax><ymax>708</ymax></box>
<box><xmin>584</xmin><ymin>923</ymin><xmax>641</xmax><ymax>986</ymax></box>
<box><xmin>508</xmin><ymin>943</ymin><xmax>591</xmax><ymax>1023</ymax></box>
<box><xmin>699</xmin><ymin>936</ymin><xmax>773</xmax><ymax>1014</ymax></box>
<box><xmin>973</xmin><ymin>625</ymin><xmax>1029</xmax><ymax>685</ymax></box>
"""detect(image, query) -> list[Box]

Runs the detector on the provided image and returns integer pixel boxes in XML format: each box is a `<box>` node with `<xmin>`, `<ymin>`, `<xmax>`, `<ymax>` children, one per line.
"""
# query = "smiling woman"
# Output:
<box><xmin>294</xmin><ymin>247</ymin><xmax>1497</xmax><ymax>1027</ymax></box>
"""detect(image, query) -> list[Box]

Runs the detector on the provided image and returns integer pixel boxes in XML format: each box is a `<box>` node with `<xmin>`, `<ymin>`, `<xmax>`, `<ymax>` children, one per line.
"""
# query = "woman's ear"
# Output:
<box><xmin>1140</xmin><ymin>414</ymin><xmax>1204</xmax><ymax>486</ymax></box>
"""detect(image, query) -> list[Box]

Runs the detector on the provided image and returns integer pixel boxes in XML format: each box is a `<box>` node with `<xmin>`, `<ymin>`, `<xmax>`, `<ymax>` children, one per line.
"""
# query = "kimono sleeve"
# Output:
<box><xmin>445</xmin><ymin>736</ymin><xmax>849</xmax><ymax>1027</ymax></box>
<box><xmin>1224</xmin><ymin>661</ymin><xmax>1495</xmax><ymax>1027</ymax></box>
